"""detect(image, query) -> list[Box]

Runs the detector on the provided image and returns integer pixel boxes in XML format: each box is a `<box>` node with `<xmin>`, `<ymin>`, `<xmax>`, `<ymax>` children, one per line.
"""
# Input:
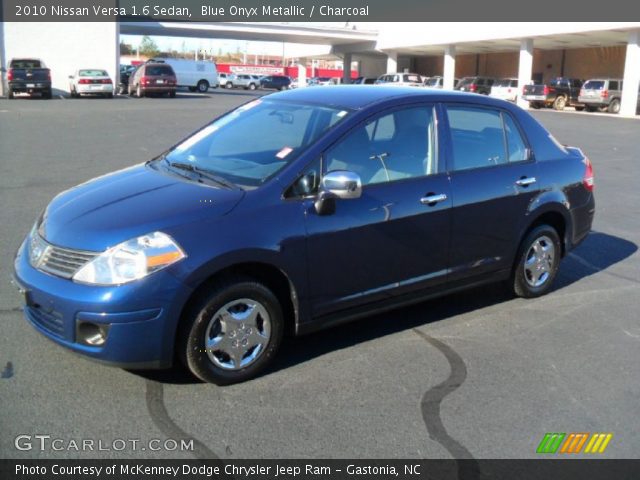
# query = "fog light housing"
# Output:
<box><xmin>77</xmin><ymin>322</ymin><xmax>110</xmax><ymax>346</ymax></box>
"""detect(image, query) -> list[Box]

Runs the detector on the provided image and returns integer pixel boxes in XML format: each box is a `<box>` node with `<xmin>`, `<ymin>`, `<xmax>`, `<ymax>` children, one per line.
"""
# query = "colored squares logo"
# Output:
<box><xmin>537</xmin><ymin>433</ymin><xmax>613</xmax><ymax>454</ymax></box>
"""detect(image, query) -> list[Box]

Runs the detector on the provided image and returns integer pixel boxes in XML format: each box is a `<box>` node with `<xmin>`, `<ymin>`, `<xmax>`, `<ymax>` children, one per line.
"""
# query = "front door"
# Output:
<box><xmin>304</xmin><ymin>104</ymin><xmax>452</xmax><ymax>318</ymax></box>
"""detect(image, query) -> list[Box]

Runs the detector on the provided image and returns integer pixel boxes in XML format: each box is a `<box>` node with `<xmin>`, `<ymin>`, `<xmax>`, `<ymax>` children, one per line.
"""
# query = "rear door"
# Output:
<box><xmin>443</xmin><ymin>104</ymin><xmax>539</xmax><ymax>282</ymax></box>
<box><xmin>304</xmin><ymin>103</ymin><xmax>452</xmax><ymax>317</ymax></box>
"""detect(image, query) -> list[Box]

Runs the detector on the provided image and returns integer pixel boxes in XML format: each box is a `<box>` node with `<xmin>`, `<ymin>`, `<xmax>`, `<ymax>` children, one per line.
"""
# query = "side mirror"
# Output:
<box><xmin>314</xmin><ymin>170</ymin><xmax>362</xmax><ymax>215</ymax></box>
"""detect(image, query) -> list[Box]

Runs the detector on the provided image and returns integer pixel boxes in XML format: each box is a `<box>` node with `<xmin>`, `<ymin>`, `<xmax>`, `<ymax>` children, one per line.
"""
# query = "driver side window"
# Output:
<box><xmin>324</xmin><ymin>106</ymin><xmax>438</xmax><ymax>186</ymax></box>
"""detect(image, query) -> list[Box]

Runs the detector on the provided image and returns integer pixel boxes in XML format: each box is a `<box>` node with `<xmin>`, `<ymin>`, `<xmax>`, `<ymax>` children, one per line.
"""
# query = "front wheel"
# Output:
<box><xmin>197</xmin><ymin>80</ymin><xmax>209</xmax><ymax>93</ymax></box>
<box><xmin>225</xmin><ymin>82</ymin><xmax>233</xmax><ymax>89</ymax></box>
<box><xmin>511</xmin><ymin>225</ymin><xmax>561</xmax><ymax>298</ymax></box>
<box><xmin>179</xmin><ymin>277</ymin><xmax>284</xmax><ymax>385</ymax></box>
<box><xmin>553</xmin><ymin>96</ymin><xmax>566</xmax><ymax>111</ymax></box>
<box><xmin>248</xmin><ymin>83</ymin><xmax>256</xmax><ymax>90</ymax></box>
<box><xmin>607</xmin><ymin>98</ymin><xmax>621</xmax><ymax>114</ymax></box>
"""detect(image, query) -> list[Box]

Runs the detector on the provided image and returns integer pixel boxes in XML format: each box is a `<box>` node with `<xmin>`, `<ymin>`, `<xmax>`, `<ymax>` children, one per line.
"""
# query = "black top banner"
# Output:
<box><xmin>2</xmin><ymin>0</ymin><xmax>640</xmax><ymax>21</ymax></box>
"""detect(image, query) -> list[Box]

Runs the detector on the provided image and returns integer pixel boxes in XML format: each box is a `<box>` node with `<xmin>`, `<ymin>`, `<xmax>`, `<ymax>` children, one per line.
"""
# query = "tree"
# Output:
<box><xmin>139</xmin><ymin>36</ymin><xmax>160</xmax><ymax>57</ymax></box>
<box><xmin>119</xmin><ymin>42</ymin><xmax>133</xmax><ymax>55</ymax></box>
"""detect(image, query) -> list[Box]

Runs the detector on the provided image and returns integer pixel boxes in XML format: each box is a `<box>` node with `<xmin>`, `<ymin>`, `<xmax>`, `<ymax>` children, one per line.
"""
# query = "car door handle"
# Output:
<box><xmin>515</xmin><ymin>177</ymin><xmax>537</xmax><ymax>187</ymax></box>
<box><xmin>420</xmin><ymin>193</ymin><xmax>448</xmax><ymax>205</ymax></box>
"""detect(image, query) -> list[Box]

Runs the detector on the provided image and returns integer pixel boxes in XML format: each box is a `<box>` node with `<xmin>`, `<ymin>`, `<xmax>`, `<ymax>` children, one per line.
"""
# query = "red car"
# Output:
<box><xmin>128</xmin><ymin>63</ymin><xmax>177</xmax><ymax>98</ymax></box>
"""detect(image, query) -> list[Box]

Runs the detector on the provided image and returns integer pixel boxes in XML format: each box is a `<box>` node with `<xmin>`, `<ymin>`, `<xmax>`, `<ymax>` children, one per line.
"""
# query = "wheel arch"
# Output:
<box><xmin>523</xmin><ymin>201</ymin><xmax>572</xmax><ymax>258</ymax></box>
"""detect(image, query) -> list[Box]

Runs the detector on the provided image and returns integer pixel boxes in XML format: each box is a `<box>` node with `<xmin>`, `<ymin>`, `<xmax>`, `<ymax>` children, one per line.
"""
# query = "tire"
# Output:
<box><xmin>511</xmin><ymin>225</ymin><xmax>561</xmax><ymax>299</ymax></box>
<box><xmin>529</xmin><ymin>102</ymin><xmax>541</xmax><ymax>109</ymax></box>
<box><xmin>553</xmin><ymin>96</ymin><xmax>567</xmax><ymax>111</ymax></box>
<box><xmin>7</xmin><ymin>88</ymin><xmax>14</xmax><ymax>100</ymax></box>
<box><xmin>197</xmin><ymin>80</ymin><xmax>209</xmax><ymax>93</ymax></box>
<box><xmin>248</xmin><ymin>83</ymin><xmax>256</xmax><ymax>91</ymax></box>
<box><xmin>169</xmin><ymin>90</ymin><xmax>176</xmax><ymax>98</ymax></box>
<box><xmin>607</xmin><ymin>98</ymin><xmax>621</xmax><ymax>114</ymax></box>
<box><xmin>179</xmin><ymin>277</ymin><xmax>284</xmax><ymax>385</ymax></box>
<box><xmin>574</xmin><ymin>106</ymin><xmax>585</xmax><ymax>112</ymax></box>
<box><xmin>225</xmin><ymin>82</ymin><xmax>233</xmax><ymax>89</ymax></box>
<box><xmin>136</xmin><ymin>84</ymin><xmax>144</xmax><ymax>98</ymax></box>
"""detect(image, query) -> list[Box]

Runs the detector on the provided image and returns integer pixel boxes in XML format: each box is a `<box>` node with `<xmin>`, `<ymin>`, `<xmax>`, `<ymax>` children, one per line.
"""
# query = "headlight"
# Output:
<box><xmin>28</xmin><ymin>224</ymin><xmax>48</xmax><ymax>268</ymax></box>
<box><xmin>73</xmin><ymin>232</ymin><xmax>186</xmax><ymax>286</ymax></box>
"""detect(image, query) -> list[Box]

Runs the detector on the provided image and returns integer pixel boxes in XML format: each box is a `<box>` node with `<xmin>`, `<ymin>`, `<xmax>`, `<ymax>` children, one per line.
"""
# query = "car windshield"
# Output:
<box><xmin>425</xmin><ymin>77</ymin><xmax>441</xmax><ymax>86</ymax></box>
<box><xmin>583</xmin><ymin>80</ymin><xmax>605</xmax><ymax>90</ymax></box>
<box><xmin>146</xmin><ymin>65</ymin><xmax>173</xmax><ymax>76</ymax></box>
<box><xmin>162</xmin><ymin>99</ymin><xmax>350</xmax><ymax>187</ymax></box>
<box><xmin>79</xmin><ymin>70</ymin><xmax>108</xmax><ymax>77</ymax></box>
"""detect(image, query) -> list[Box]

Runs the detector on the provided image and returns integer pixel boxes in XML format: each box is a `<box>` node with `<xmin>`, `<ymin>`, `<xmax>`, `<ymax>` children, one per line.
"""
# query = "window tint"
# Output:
<box><xmin>325</xmin><ymin>106</ymin><xmax>438</xmax><ymax>186</ymax></box>
<box><xmin>609</xmin><ymin>81</ymin><xmax>618</xmax><ymax>90</ymax></box>
<box><xmin>146</xmin><ymin>65</ymin><xmax>173</xmax><ymax>76</ymax></box>
<box><xmin>447</xmin><ymin>107</ymin><xmax>506</xmax><ymax>171</ymax></box>
<box><xmin>502</xmin><ymin>114</ymin><xmax>528</xmax><ymax>162</ymax></box>
<box><xmin>285</xmin><ymin>158</ymin><xmax>321</xmax><ymax>198</ymax></box>
<box><xmin>584</xmin><ymin>80</ymin><xmax>605</xmax><ymax>90</ymax></box>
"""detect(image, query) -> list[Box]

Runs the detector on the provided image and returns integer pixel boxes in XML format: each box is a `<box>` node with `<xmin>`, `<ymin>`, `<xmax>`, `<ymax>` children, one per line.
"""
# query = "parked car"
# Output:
<box><xmin>375</xmin><ymin>73</ymin><xmax>422</xmax><ymax>87</ymax></box>
<box><xmin>259</xmin><ymin>75</ymin><xmax>291</xmax><ymax>90</ymax></box>
<box><xmin>13</xmin><ymin>87</ymin><xmax>595</xmax><ymax>385</ymax></box>
<box><xmin>423</xmin><ymin>76</ymin><xmax>460</xmax><ymax>89</ymax></box>
<box><xmin>118</xmin><ymin>65</ymin><xmax>137</xmax><ymax>94</ymax></box>
<box><xmin>232</xmin><ymin>74</ymin><xmax>261</xmax><ymax>90</ymax></box>
<box><xmin>148</xmin><ymin>58</ymin><xmax>218</xmax><ymax>93</ymax></box>
<box><xmin>6</xmin><ymin>58</ymin><xmax>52</xmax><ymax>99</ymax></box>
<box><xmin>352</xmin><ymin>76</ymin><xmax>376</xmax><ymax>85</ymax></box>
<box><xmin>523</xmin><ymin>77</ymin><xmax>584</xmax><ymax>110</ymax></box>
<box><xmin>490</xmin><ymin>78</ymin><xmax>519</xmax><ymax>102</ymax></box>
<box><xmin>128</xmin><ymin>63</ymin><xmax>177</xmax><ymax>98</ymax></box>
<box><xmin>455</xmin><ymin>76</ymin><xmax>495</xmax><ymax>94</ymax></box>
<box><xmin>578</xmin><ymin>78</ymin><xmax>624</xmax><ymax>113</ymax></box>
<box><xmin>218</xmin><ymin>72</ymin><xmax>235</xmax><ymax>89</ymax></box>
<box><xmin>68</xmin><ymin>69</ymin><xmax>114</xmax><ymax>98</ymax></box>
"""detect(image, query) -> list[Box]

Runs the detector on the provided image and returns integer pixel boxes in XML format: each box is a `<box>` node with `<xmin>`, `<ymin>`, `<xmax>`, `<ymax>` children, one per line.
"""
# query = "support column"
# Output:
<box><xmin>517</xmin><ymin>38</ymin><xmax>534</xmax><ymax>109</ymax></box>
<box><xmin>620</xmin><ymin>30</ymin><xmax>640</xmax><ymax>117</ymax></box>
<box><xmin>297</xmin><ymin>63</ymin><xmax>307</xmax><ymax>88</ymax></box>
<box><xmin>386</xmin><ymin>52</ymin><xmax>397</xmax><ymax>73</ymax></box>
<box><xmin>342</xmin><ymin>52</ymin><xmax>352</xmax><ymax>85</ymax></box>
<box><xmin>0</xmin><ymin>14</ymin><xmax>5</xmax><ymax>97</ymax></box>
<box><xmin>443</xmin><ymin>45</ymin><xmax>456</xmax><ymax>90</ymax></box>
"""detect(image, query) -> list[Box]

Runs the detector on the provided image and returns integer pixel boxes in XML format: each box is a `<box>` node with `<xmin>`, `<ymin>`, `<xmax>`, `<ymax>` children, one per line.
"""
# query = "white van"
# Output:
<box><xmin>149</xmin><ymin>58</ymin><xmax>218</xmax><ymax>92</ymax></box>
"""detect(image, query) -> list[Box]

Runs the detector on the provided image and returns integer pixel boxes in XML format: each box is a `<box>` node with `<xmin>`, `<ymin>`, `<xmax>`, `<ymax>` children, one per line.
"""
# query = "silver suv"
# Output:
<box><xmin>233</xmin><ymin>74</ymin><xmax>261</xmax><ymax>90</ymax></box>
<box><xmin>578</xmin><ymin>78</ymin><xmax>623</xmax><ymax>113</ymax></box>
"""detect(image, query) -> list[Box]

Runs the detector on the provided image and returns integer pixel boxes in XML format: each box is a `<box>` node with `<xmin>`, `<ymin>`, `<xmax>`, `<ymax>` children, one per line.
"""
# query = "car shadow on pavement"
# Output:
<box><xmin>131</xmin><ymin>231</ymin><xmax>636</xmax><ymax>384</ymax></box>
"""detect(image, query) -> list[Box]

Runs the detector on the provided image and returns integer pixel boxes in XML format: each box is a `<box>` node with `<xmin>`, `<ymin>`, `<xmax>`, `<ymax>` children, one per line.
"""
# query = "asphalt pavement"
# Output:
<box><xmin>0</xmin><ymin>90</ymin><xmax>638</xmax><ymax>460</ymax></box>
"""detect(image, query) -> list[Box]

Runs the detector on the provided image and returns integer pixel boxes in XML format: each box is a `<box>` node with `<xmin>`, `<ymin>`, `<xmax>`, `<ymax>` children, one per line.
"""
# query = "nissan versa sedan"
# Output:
<box><xmin>13</xmin><ymin>87</ymin><xmax>595</xmax><ymax>384</ymax></box>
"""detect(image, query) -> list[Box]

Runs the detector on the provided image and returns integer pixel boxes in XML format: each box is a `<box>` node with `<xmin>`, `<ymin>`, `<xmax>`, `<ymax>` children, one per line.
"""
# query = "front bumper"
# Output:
<box><xmin>13</xmin><ymin>237</ymin><xmax>192</xmax><ymax>369</ymax></box>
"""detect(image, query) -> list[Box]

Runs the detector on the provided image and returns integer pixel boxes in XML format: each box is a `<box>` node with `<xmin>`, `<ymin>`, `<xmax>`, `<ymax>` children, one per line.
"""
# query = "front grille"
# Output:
<box><xmin>36</xmin><ymin>240</ymin><xmax>98</xmax><ymax>279</ymax></box>
<box><xmin>27</xmin><ymin>306</ymin><xmax>64</xmax><ymax>338</ymax></box>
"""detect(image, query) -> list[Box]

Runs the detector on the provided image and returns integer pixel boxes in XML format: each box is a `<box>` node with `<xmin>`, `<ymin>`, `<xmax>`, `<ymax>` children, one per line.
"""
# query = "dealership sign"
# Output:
<box><xmin>229</xmin><ymin>65</ymin><xmax>283</xmax><ymax>75</ymax></box>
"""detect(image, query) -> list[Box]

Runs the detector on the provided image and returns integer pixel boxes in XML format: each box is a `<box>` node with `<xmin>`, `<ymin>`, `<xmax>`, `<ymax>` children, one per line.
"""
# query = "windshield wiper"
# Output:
<box><xmin>165</xmin><ymin>160</ymin><xmax>238</xmax><ymax>190</ymax></box>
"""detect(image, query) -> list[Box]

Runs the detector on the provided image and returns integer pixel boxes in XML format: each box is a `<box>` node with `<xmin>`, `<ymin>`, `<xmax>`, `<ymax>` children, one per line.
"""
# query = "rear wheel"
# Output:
<box><xmin>553</xmin><ymin>95</ymin><xmax>567</xmax><ymax>111</ymax></box>
<box><xmin>248</xmin><ymin>83</ymin><xmax>256</xmax><ymax>90</ymax></box>
<box><xmin>136</xmin><ymin>84</ymin><xmax>143</xmax><ymax>98</ymax></box>
<box><xmin>197</xmin><ymin>80</ymin><xmax>209</xmax><ymax>93</ymax></box>
<box><xmin>7</xmin><ymin>88</ymin><xmax>14</xmax><ymax>99</ymax></box>
<box><xmin>225</xmin><ymin>82</ymin><xmax>233</xmax><ymax>89</ymax></box>
<box><xmin>511</xmin><ymin>225</ymin><xmax>561</xmax><ymax>298</ymax></box>
<box><xmin>607</xmin><ymin>98</ymin><xmax>621</xmax><ymax>114</ymax></box>
<box><xmin>179</xmin><ymin>277</ymin><xmax>284</xmax><ymax>385</ymax></box>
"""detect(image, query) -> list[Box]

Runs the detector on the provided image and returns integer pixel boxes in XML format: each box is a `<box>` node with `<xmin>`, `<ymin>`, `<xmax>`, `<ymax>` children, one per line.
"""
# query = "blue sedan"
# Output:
<box><xmin>13</xmin><ymin>86</ymin><xmax>595</xmax><ymax>384</ymax></box>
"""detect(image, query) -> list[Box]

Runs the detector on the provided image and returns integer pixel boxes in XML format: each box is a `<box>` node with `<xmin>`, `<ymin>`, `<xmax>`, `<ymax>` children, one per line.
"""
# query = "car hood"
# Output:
<box><xmin>40</xmin><ymin>163</ymin><xmax>245</xmax><ymax>251</ymax></box>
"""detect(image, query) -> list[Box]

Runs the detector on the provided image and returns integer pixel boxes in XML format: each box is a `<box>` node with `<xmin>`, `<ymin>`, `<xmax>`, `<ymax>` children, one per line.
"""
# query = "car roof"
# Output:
<box><xmin>265</xmin><ymin>85</ymin><xmax>510</xmax><ymax>110</ymax></box>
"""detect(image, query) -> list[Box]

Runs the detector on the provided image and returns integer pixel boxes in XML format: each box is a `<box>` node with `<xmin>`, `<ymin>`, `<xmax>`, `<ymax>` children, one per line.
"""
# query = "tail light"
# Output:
<box><xmin>583</xmin><ymin>157</ymin><xmax>594</xmax><ymax>191</ymax></box>
<box><xmin>470</xmin><ymin>84</ymin><xmax>477</xmax><ymax>92</ymax></box>
<box><xmin>47</xmin><ymin>71</ymin><xmax>51</xmax><ymax>81</ymax></box>
<box><xmin>101</xmin><ymin>79</ymin><xmax>112</xmax><ymax>84</ymax></box>
<box><xmin>543</xmin><ymin>85</ymin><xmax>550</xmax><ymax>95</ymax></box>
<box><xmin>601</xmin><ymin>90</ymin><xmax>609</xmax><ymax>98</ymax></box>
<box><xmin>141</xmin><ymin>76</ymin><xmax>149</xmax><ymax>85</ymax></box>
<box><xmin>7</xmin><ymin>69</ymin><xmax>13</xmax><ymax>81</ymax></box>
<box><xmin>78</xmin><ymin>79</ymin><xmax>90</xmax><ymax>84</ymax></box>
<box><xmin>580</xmin><ymin>89</ymin><xmax>585</xmax><ymax>96</ymax></box>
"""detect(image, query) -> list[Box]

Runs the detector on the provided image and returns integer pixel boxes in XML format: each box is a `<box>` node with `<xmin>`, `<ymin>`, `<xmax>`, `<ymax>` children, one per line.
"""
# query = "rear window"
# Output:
<box><xmin>145</xmin><ymin>65</ymin><xmax>174</xmax><ymax>76</ymax></box>
<box><xmin>495</xmin><ymin>79</ymin><xmax>516</xmax><ymax>87</ymax></box>
<box><xmin>457</xmin><ymin>78</ymin><xmax>474</xmax><ymax>87</ymax></box>
<box><xmin>550</xmin><ymin>78</ymin><xmax>567</xmax><ymax>87</ymax></box>
<box><xmin>425</xmin><ymin>77</ymin><xmax>442</xmax><ymax>87</ymax></box>
<box><xmin>11</xmin><ymin>59</ymin><xmax>44</xmax><ymax>68</ymax></box>
<box><xmin>403</xmin><ymin>74</ymin><xmax>421</xmax><ymax>83</ymax></box>
<box><xmin>79</xmin><ymin>70</ymin><xmax>108</xmax><ymax>77</ymax></box>
<box><xmin>583</xmin><ymin>80</ymin><xmax>605</xmax><ymax>90</ymax></box>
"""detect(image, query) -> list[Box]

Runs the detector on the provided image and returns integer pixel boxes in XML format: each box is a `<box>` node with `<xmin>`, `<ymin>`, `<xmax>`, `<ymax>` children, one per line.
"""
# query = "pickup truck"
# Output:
<box><xmin>522</xmin><ymin>77</ymin><xmax>584</xmax><ymax>111</ymax></box>
<box><xmin>7</xmin><ymin>58</ymin><xmax>52</xmax><ymax>99</ymax></box>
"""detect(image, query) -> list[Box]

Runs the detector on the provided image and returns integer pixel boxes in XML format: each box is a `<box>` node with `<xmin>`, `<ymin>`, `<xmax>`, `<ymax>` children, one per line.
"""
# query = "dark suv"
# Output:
<box><xmin>13</xmin><ymin>87</ymin><xmax>595</xmax><ymax>385</ymax></box>
<box><xmin>259</xmin><ymin>75</ymin><xmax>291</xmax><ymax>90</ymax></box>
<box><xmin>456</xmin><ymin>76</ymin><xmax>495</xmax><ymax>94</ymax></box>
<box><xmin>128</xmin><ymin>63</ymin><xmax>177</xmax><ymax>98</ymax></box>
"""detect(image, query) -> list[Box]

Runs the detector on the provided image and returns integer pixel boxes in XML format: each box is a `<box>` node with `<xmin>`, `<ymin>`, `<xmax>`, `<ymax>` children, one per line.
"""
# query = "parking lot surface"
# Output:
<box><xmin>0</xmin><ymin>91</ymin><xmax>638</xmax><ymax>459</ymax></box>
